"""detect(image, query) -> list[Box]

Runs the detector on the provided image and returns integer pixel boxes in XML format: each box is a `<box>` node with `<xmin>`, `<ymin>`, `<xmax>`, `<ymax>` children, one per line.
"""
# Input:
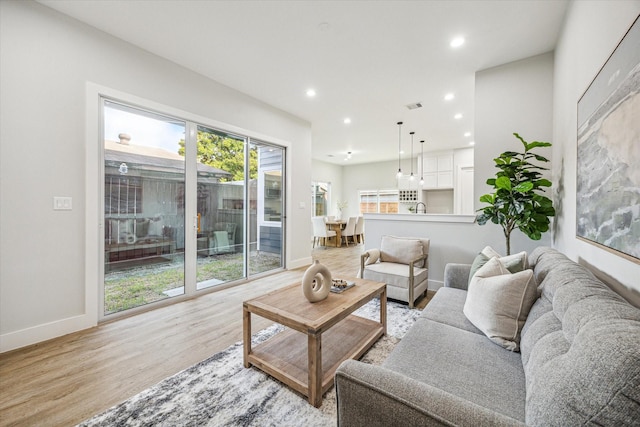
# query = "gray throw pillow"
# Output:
<box><xmin>463</xmin><ymin>257</ymin><xmax>537</xmax><ymax>351</ymax></box>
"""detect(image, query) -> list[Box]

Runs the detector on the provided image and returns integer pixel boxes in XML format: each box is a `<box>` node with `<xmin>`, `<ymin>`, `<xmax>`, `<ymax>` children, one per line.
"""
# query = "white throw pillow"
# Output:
<box><xmin>468</xmin><ymin>246</ymin><xmax>528</xmax><ymax>285</ymax></box>
<box><xmin>481</xmin><ymin>246</ymin><xmax>528</xmax><ymax>271</ymax></box>
<box><xmin>379</xmin><ymin>235</ymin><xmax>423</xmax><ymax>265</ymax></box>
<box><xmin>463</xmin><ymin>257</ymin><xmax>537</xmax><ymax>351</ymax></box>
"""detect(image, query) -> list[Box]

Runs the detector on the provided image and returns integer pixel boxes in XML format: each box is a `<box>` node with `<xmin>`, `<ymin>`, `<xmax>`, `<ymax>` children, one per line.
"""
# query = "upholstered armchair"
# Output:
<box><xmin>360</xmin><ymin>235</ymin><xmax>430</xmax><ymax>308</ymax></box>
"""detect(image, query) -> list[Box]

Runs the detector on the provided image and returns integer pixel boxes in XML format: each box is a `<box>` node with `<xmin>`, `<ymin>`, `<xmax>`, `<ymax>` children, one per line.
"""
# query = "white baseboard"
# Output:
<box><xmin>288</xmin><ymin>256</ymin><xmax>312</xmax><ymax>270</ymax></box>
<box><xmin>0</xmin><ymin>314</ymin><xmax>96</xmax><ymax>353</ymax></box>
<box><xmin>428</xmin><ymin>279</ymin><xmax>444</xmax><ymax>292</ymax></box>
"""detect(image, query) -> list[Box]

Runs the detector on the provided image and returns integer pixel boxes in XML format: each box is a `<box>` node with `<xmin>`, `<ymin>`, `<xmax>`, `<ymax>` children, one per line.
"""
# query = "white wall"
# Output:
<box><xmin>341</xmin><ymin>159</ymin><xmax>399</xmax><ymax>218</ymax></box>
<box><xmin>552</xmin><ymin>1</ymin><xmax>640</xmax><ymax>297</ymax></box>
<box><xmin>453</xmin><ymin>147</ymin><xmax>474</xmax><ymax>167</ymax></box>
<box><xmin>475</xmin><ymin>52</ymin><xmax>555</xmax><ymax>206</ymax></box>
<box><xmin>0</xmin><ymin>1</ymin><xmax>312</xmax><ymax>352</ymax></box>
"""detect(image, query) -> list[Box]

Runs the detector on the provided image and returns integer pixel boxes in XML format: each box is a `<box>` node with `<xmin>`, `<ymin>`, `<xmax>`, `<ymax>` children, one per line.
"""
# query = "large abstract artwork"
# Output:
<box><xmin>577</xmin><ymin>15</ymin><xmax>640</xmax><ymax>262</ymax></box>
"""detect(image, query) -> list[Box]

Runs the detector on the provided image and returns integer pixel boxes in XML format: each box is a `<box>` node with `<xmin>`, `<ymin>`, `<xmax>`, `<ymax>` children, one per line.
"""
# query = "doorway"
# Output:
<box><xmin>101</xmin><ymin>99</ymin><xmax>285</xmax><ymax>318</ymax></box>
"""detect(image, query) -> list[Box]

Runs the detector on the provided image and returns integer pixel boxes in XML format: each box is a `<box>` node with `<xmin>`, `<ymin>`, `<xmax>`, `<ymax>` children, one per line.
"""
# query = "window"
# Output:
<box><xmin>311</xmin><ymin>182</ymin><xmax>330</xmax><ymax>216</ymax></box>
<box><xmin>105</xmin><ymin>176</ymin><xmax>142</xmax><ymax>214</ymax></box>
<box><xmin>359</xmin><ymin>190</ymin><xmax>399</xmax><ymax>214</ymax></box>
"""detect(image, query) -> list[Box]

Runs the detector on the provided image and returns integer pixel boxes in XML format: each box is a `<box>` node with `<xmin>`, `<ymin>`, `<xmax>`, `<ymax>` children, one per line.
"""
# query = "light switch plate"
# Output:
<box><xmin>53</xmin><ymin>196</ymin><xmax>72</xmax><ymax>210</ymax></box>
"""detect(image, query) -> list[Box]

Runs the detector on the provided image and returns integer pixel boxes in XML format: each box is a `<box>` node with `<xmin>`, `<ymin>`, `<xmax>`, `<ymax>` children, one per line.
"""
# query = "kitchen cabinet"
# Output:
<box><xmin>422</xmin><ymin>152</ymin><xmax>453</xmax><ymax>189</ymax></box>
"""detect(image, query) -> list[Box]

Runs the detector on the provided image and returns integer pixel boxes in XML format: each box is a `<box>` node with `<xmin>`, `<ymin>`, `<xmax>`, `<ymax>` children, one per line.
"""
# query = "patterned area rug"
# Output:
<box><xmin>78</xmin><ymin>299</ymin><xmax>422</xmax><ymax>427</ymax></box>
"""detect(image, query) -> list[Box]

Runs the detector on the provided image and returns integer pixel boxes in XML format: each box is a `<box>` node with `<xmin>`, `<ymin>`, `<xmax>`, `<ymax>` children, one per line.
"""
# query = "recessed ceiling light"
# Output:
<box><xmin>469</xmin><ymin>141</ymin><xmax>475</xmax><ymax>146</ymax></box>
<box><xmin>464</xmin><ymin>132</ymin><xmax>471</xmax><ymax>137</ymax></box>
<box><xmin>454</xmin><ymin>113</ymin><xmax>463</xmax><ymax>120</ymax></box>
<box><xmin>306</xmin><ymin>89</ymin><xmax>316</xmax><ymax>97</ymax></box>
<box><xmin>343</xmin><ymin>118</ymin><xmax>351</xmax><ymax>124</ymax></box>
<box><xmin>444</xmin><ymin>93</ymin><xmax>455</xmax><ymax>101</ymax></box>
<box><xmin>450</xmin><ymin>36</ymin><xmax>465</xmax><ymax>48</ymax></box>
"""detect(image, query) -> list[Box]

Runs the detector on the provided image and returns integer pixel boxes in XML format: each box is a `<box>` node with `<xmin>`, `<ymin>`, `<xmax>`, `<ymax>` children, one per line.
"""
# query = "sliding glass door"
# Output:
<box><xmin>249</xmin><ymin>141</ymin><xmax>284</xmax><ymax>275</ymax></box>
<box><xmin>195</xmin><ymin>126</ymin><xmax>247</xmax><ymax>290</ymax></box>
<box><xmin>103</xmin><ymin>101</ymin><xmax>186</xmax><ymax>315</ymax></box>
<box><xmin>101</xmin><ymin>98</ymin><xmax>286</xmax><ymax>318</ymax></box>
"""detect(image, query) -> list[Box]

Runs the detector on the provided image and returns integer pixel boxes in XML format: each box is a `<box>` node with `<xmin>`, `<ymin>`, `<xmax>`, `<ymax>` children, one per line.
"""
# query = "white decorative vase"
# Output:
<box><xmin>301</xmin><ymin>260</ymin><xmax>332</xmax><ymax>302</ymax></box>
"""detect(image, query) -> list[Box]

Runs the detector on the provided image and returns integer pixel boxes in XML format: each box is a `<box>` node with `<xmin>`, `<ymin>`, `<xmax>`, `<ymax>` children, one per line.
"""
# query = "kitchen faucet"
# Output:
<box><xmin>415</xmin><ymin>202</ymin><xmax>427</xmax><ymax>214</ymax></box>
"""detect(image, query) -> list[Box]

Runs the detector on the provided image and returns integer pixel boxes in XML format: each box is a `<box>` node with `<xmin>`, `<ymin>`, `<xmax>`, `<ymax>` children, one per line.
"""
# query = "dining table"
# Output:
<box><xmin>325</xmin><ymin>220</ymin><xmax>346</xmax><ymax>247</ymax></box>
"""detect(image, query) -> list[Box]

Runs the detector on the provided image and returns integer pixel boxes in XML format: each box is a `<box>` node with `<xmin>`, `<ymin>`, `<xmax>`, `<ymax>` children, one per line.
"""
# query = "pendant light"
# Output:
<box><xmin>409</xmin><ymin>131</ymin><xmax>415</xmax><ymax>180</ymax></box>
<box><xmin>419</xmin><ymin>140</ymin><xmax>425</xmax><ymax>186</ymax></box>
<box><xmin>396</xmin><ymin>122</ymin><xmax>403</xmax><ymax>179</ymax></box>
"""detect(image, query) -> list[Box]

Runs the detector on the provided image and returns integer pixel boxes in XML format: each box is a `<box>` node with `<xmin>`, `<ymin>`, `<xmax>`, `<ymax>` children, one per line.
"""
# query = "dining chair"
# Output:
<box><xmin>341</xmin><ymin>216</ymin><xmax>358</xmax><ymax>246</ymax></box>
<box><xmin>312</xmin><ymin>216</ymin><xmax>337</xmax><ymax>248</ymax></box>
<box><xmin>355</xmin><ymin>216</ymin><xmax>365</xmax><ymax>244</ymax></box>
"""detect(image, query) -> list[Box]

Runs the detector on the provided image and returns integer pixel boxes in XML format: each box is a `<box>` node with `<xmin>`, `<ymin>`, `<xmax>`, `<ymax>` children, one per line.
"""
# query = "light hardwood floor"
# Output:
<box><xmin>0</xmin><ymin>245</ymin><xmax>366</xmax><ymax>427</ymax></box>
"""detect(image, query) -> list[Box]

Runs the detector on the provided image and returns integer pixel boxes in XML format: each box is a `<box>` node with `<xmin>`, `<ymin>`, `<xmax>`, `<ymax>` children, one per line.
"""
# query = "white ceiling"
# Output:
<box><xmin>39</xmin><ymin>0</ymin><xmax>569</xmax><ymax>165</ymax></box>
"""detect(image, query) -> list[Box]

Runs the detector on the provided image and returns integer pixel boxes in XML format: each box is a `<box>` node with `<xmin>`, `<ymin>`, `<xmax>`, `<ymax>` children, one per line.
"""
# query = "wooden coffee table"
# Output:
<box><xmin>243</xmin><ymin>278</ymin><xmax>386</xmax><ymax>407</ymax></box>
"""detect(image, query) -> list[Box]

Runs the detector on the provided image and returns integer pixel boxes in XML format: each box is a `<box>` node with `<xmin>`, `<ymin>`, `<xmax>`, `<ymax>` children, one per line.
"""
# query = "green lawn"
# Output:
<box><xmin>104</xmin><ymin>251</ymin><xmax>281</xmax><ymax>315</ymax></box>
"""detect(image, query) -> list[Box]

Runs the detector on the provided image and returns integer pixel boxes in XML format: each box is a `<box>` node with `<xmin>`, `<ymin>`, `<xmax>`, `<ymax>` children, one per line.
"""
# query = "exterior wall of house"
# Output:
<box><xmin>0</xmin><ymin>1</ymin><xmax>312</xmax><ymax>352</ymax></box>
<box><xmin>552</xmin><ymin>0</ymin><xmax>640</xmax><ymax>298</ymax></box>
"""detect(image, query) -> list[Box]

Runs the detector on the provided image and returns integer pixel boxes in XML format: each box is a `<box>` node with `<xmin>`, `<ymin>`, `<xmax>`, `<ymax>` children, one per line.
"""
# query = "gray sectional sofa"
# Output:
<box><xmin>335</xmin><ymin>247</ymin><xmax>640</xmax><ymax>426</ymax></box>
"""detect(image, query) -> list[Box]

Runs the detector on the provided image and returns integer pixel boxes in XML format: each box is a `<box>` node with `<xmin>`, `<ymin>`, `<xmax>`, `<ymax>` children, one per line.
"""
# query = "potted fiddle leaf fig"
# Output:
<box><xmin>476</xmin><ymin>133</ymin><xmax>556</xmax><ymax>255</ymax></box>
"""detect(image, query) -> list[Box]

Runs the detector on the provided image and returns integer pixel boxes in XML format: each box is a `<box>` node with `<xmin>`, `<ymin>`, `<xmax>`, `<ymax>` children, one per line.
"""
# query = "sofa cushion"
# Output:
<box><xmin>522</xmin><ymin>246</ymin><xmax>640</xmax><ymax>425</ymax></box>
<box><xmin>135</xmin><ymin>218</ymin><xmax>149</xmax><ymax>238</ymax></box>
<box><xmin>463</xmin><ymin>257</ymin><xmax>537</xmax><ymax>351</ymax></box>
<box><xmin>525</xmin><ymin>317</ymin><xmax>640</xmax><ymax>426</ymax></box>
<box><xmin>420</xmin><ymin>287</ymin><xmax>483</xmax><ymax>335</ymax></box>
<box><xmin>147</xmin><ymin>217</ymin><xmax>164</xmax><ymax>236</ymax></box>
<box><xmin>519</xmin><ymin>295</ymin><xmax>555</xmax><ymax>367</ymax></box>
<box><xmin>107</xmin><ymin>218</ymin><xmax>134</xmax><ymax>243</ymax></box>
<box><xmin>468</xmin><ymin>246</ymin><xmax>528</xmax><ymax>285</ymax></box>
<box><xmin>379</xmin><ymin>235</ymin><xmax>423</xmax><ymax>266</ymax></box>
<box><xmin>383</xmin><ymin>318</ymin><xmax>526</xmax><ymax>421</ymax></box>
<box><xmin>363</xmin><ymin>262</ymin><xmax>428</xmax><ymax>290</ymax></box>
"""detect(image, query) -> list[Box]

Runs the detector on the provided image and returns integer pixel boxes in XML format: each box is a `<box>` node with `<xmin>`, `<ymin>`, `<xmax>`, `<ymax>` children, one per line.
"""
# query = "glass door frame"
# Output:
<box><xmin>96</xmin><ymin>93</ymin><xmax>287</xmax><ymax>322</ymax></box>
<box><xmin>249</xmin><ymin>139</ymin><xmax>286</xmax><ymax>276</ymax></box>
